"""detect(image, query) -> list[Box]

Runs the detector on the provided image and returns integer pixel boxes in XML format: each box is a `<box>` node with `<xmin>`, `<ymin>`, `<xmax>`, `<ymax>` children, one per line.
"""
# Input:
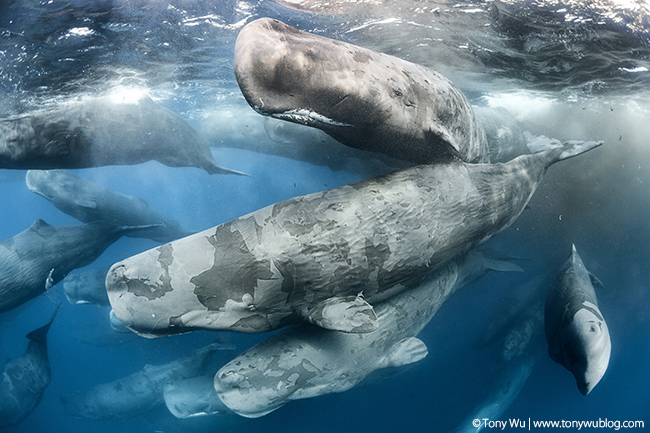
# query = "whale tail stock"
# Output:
<box><xmin>523</xmin><ymin>131</ymin><xmax>603</xmax><ymax>162</ymax></box>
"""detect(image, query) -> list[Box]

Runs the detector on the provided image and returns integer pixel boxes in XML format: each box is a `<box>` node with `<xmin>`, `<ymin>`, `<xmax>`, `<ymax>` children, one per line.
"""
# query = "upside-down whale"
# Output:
<box><xmin>0</xmin><ymin>93</ymin><xmax>245</xmax><ymax>175</ymax></box>
<box><xmin>545</xmin><ymin>244</ymin><xmax>611</xmax><ymax>395</ymax></box>
<box><xmin>26</xmin><ymin>169</ymin><xmax>194</xmax><ymax>243</ymax></box>
<box><xmin>234</xmin><ymin>18</ymin><xmax>488</xmax><ymax>164</ymax></box>
<box><xmin>106</xmin><ymin>137</ymin><xmax>601</xmax><ymax>338</ymax></box>
<box><xmin>214</xmin><ymin>250</ymin><xmax>522</xmax><ymax>418</ymax></box>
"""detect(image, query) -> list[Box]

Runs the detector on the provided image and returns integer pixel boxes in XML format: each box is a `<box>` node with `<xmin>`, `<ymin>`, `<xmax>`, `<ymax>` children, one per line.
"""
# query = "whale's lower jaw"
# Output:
<box><xmin>271</xmin><ymin>109</ymin><xmax>353</xmax><ymax>128</ymax></box>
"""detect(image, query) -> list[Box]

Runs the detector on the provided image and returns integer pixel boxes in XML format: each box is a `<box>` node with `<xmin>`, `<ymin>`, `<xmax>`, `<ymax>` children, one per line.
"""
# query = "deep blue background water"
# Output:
<box><xmin>1</xmin><ymin>1</ymin><xmax>649</xmax><ymax>432</ymax></box>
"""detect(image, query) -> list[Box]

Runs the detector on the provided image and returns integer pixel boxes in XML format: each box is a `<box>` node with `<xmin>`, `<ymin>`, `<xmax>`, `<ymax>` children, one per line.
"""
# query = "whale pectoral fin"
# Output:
<box><xmin>382</xmin><ymin>337</ymin><xmax>428</xmax><ymax>369</ymax></box>
<box><xmin>483</xmin><ymin>259</ymin><xmax>524</xmax><ymax>273</ymax></box>
<box><xmin>304</xmin><ymin>295</ymin><xmax>378</xmax><ymax>333</ymax></box>
<box><xmin>589</xmin><ymin>272</ymin><xmax>604</xmax><ymax>291</ymax></box>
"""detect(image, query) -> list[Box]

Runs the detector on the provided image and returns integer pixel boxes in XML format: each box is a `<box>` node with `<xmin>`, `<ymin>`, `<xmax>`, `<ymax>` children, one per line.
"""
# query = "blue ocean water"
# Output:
<box><xmin>1</xmin><ymin>1</ymin><xmax>649</xmax><ymax>432</ymax></box>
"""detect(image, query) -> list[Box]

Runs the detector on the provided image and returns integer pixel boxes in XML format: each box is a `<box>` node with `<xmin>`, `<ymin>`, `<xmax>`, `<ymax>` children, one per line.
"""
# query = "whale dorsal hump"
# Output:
<box><xmin>303</xmin><ymin>294</ymin><xmax>378</xmax><ymax>333</ymax></box>
<box><xmin>29</xmin><ymin>219</ymin><xmax>51</xmax><ymax>231</ymax></box>
<box><xmin>382</xmin><ymin>337</ymin><xmax>429</xmax><ymax>369</ymax></box>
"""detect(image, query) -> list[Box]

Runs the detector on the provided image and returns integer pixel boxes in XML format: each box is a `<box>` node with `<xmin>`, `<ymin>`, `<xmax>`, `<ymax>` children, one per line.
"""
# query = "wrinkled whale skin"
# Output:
<box><xmin>0</xmin><ymin>219</ymin><xmax>155</xmax><ymax>313</ymax></box>
<box><xmin>106</xmin><ymin>139</ymin><xmax>601</xmax><ymax>337</ymax></box>
<box><xmin>26</xmin><ymin>169</ymin><xmax>193</xmax><ymax>243</ymax></box>
<box><xmin>0</xmin><ymin>94</ymin><xmax>242</xmax><ymax>175</ymax></box>
<box><xmin>234</xmin><ymin>18</ymin><xmax>488</xmax><ymax>164</ymax></box>
<box><xmin>214</xmin><ymin>250</ymin><xmax>521</xmax><ymax>418</ymax></box>
<box><xmin>60</xmin><ymin>343</ymin><xmax>218</xmax><ymax>419</ymax></box>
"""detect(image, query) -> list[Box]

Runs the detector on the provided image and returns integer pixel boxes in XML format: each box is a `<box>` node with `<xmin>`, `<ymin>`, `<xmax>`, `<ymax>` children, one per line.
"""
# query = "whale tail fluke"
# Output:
<box><xmin>555</xmin><ymin>140</ymin><xmax>604</xmax><ymax>161</ymax></box>
<box><xmin>204</xmin><ymin>163</ymin><xmax>251</xmax><ymax>177</ymax></box>
<box><xmin>523</xmin><ymin>132</ymin><xmax>603</xmax><ymax>162</ymax></box>
<box><xmin>26</xmin><ymin>304</ymin><xmax>60</xmax><ymax>348</ymax></box>
<box><xmin>523</xmin><ymin>132</ymin><xmax>563</xmax><ymax>154</ymax></box>
<box><xmin>455</xmin><ymin>249</ymin><xmax>524</xmax><ymax>292</ymax></box>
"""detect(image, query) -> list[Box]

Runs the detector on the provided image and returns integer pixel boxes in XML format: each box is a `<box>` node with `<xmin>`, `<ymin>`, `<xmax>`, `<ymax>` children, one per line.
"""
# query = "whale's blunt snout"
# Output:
<box><xmin>25</xmin><ymin>169</ymin><xmax>54</xmax><ymax>198</ymax></box>
<box><xmin>25</xmin><ymin>170</ymin><xmax>38</xmax><ymax>191</ymax></box>
<box><xmin>576</xmin><ymin>364</ymin><xmax>606</xmax><ymax>396</ymax></box>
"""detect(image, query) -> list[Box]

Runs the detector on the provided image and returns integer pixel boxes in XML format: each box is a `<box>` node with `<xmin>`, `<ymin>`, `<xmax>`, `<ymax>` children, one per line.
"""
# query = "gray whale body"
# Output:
<box><xmin>214</xmin><ymin>250</ymin><xmax>522</xmax><ymax>418</ymax></box>
<box><xmin>0</xmin><ymin>219</ymin><xmax>158</xmax><ymax>313</ymax></box>
<box><xmin>0</xmin><ymin>94</ymin><xmax>244</xmax><ymax>175</ymax></box>
<box><xmin>26</xmin><ymin>169</ymin><xmax>194</xmax><ymax>243</ymax></box>
<box><xmin>0</xmin><ymin>308</ymin><xmax>57</xmax><ymax>428</ymax></box>
<box><xmin>545</xmin><ymin>245</ymin><xmax>611</xmax><ymax>395</ymax></box>
<box><xmin>234</xmin><ymin>18</ymin><xmax>488</xmax><ymax>164</ymax></box>
<box><xmin>106</xmin><ymin>138</ymin><xmax>601</xmax><ymax>338</ymax></box>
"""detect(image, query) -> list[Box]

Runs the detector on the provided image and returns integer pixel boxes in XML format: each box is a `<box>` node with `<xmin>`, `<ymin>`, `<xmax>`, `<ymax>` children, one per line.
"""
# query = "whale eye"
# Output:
<box><xmin>586</xmin><ymin>320</ymin><xmax>603</xmax><ymax>333</ymax></box>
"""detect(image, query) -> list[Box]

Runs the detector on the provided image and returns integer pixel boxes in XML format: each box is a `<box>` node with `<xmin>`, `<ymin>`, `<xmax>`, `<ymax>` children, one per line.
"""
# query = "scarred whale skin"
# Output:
<box><xmin>214</xmin><ymin>250</ymin><xmax>522</xmax><ymax>418</ymax></box>
<box><xmin>0</xmin><ymin>219</ymin><xmax>157</xmax><ymax>314</ymax></box>
<box><xmin>0</xmin><ymin>308</ymin><xmax>57</xmax><ymax>428</ymax></box>
<box><xmin>0</xmin><ymin>93</ymin><xmax>244</xmax><ymax>175</ymax></box>
<box><xmin>26</xmin><ymin>169</ymin><xmax>194</xmax><ymax>243</ymax></box>
<box><xmin>60</xmin><ymin>343</ymin><xmax>218</xmax><ymax>419</ymax></box>
<box><xmin>106</xmin><ymin>138</ymin><xmax>601</xmax><ymax>338</ymax></box>
<box><xmin>234</xmin><ymin>18</ymin><xmax>488</xmax><ymax>164</ymax></box>
<box><xmin>544</xmin><ymin>245</ymin><xmax>611</xmax><ymax>395</ymax></box>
